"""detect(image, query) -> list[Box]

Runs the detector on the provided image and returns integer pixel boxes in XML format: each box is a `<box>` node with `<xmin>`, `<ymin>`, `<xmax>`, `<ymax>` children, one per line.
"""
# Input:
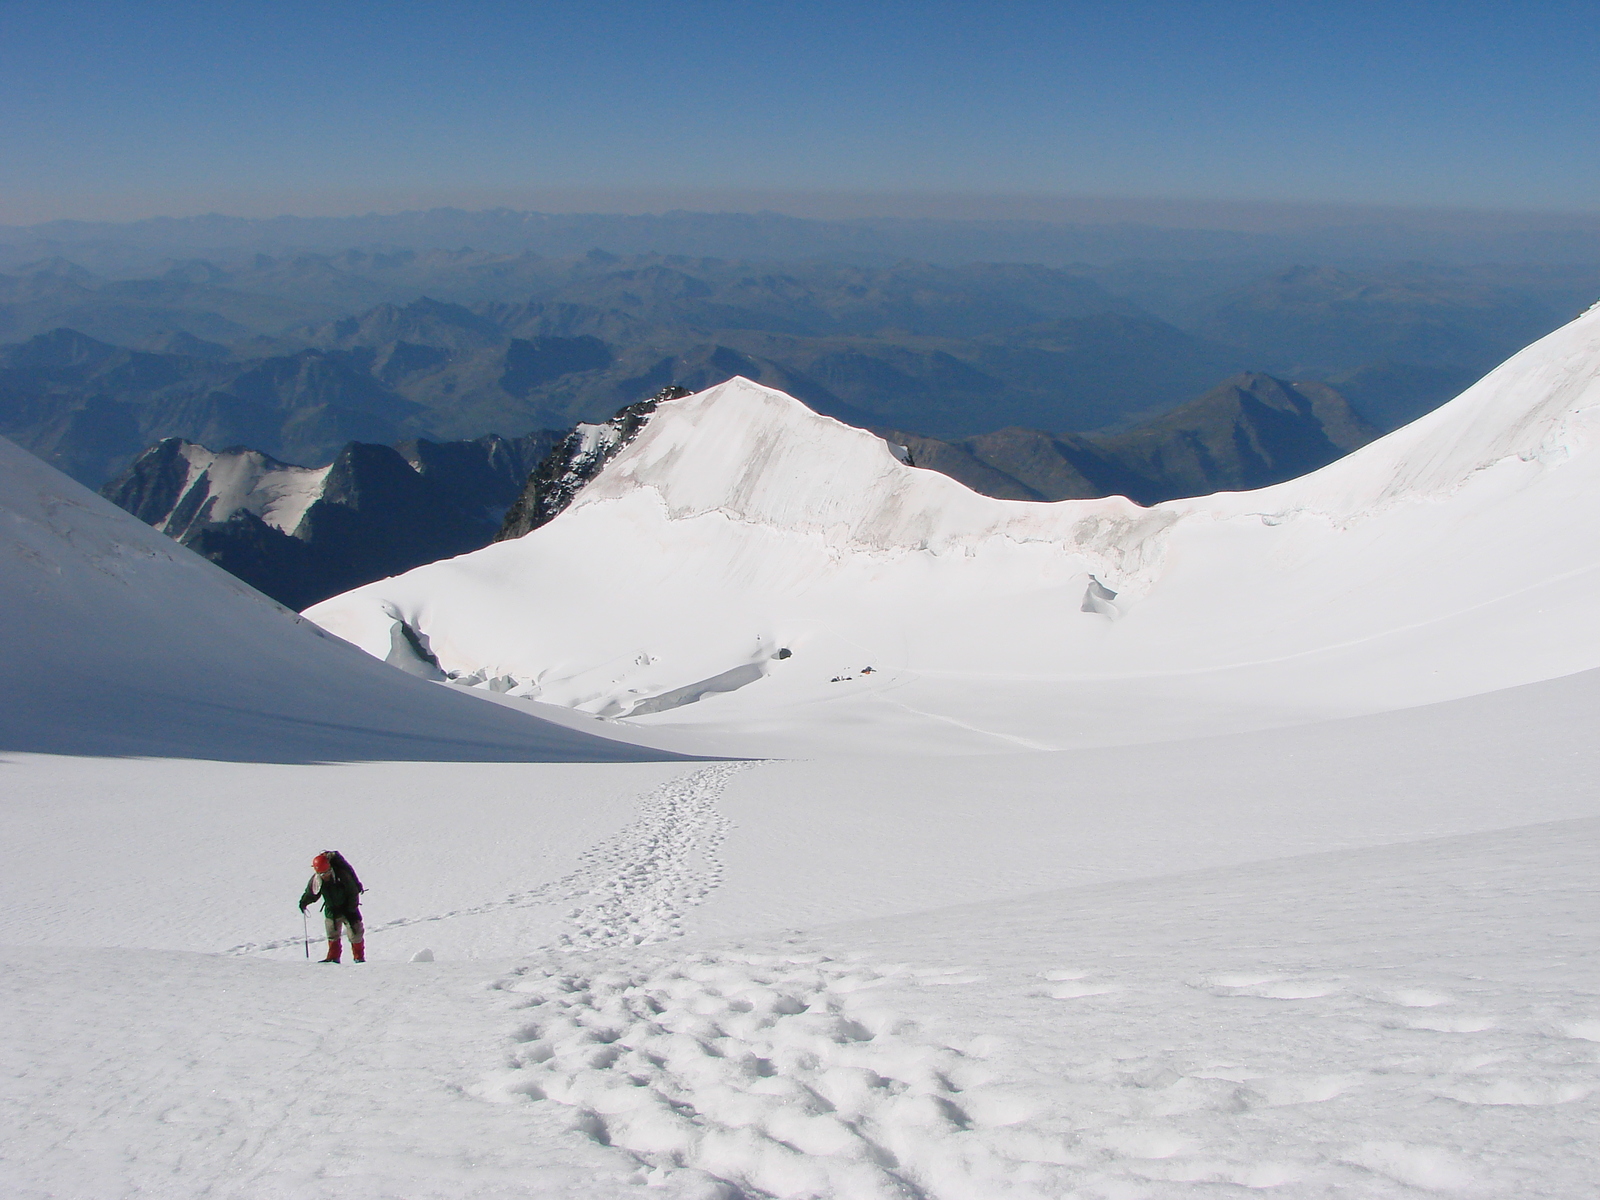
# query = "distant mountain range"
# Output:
<box><xmin>9</xmin><ymin>229</ymin><xmax>1597</xmax><ymax>627</ymax></box>
<box><xmin>7</xmin><ymin>249</ymin><xmax>1588</xmax><ymax>493</ymax></box>
<box><xmin>7</xmin><ymin>206</ymin><xmax>1600</xmax><ymax>274</ymax></box>
<box><xmin>880</xmin><ymin>372</ymin><xmax>1376</xmax><ymax>505</ymax></box>
<box><xmin>103</xmin><ymin>374</ymin><xmax>1374</xmax><ymax>610</ymax></box>
<box><xmin>103</xmin><ymin>430</ymin><xmax>558</xmax><ymax>610</ymax></box>
<box><xmin>0</xmin><ymin>327</ymin><xmax>419</xmax><ymax>486</ymax></box>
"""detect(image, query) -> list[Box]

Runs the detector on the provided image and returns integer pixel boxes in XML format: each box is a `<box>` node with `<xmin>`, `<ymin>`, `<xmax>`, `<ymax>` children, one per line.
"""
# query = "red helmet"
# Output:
<box><xmin>312</xmin><ymin>854</ymin><xmax>332</xmax><ymax>873</ymax></box>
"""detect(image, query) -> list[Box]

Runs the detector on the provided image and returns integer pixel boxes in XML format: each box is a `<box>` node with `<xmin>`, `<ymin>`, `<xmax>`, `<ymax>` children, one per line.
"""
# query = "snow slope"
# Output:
<box><xmin>0</xmin><ymin>434</ymin><xmax>685</xmax><ymax>761</ymax></box>
<box><xmin>308</xmin><ymin>301</ymin><xmax>1600</xmax><ymax>754</ymax></box>
<box><xmin>3</xmin><ymin>657</ymin><xmax>1600</xmax><ymax>1195</ymax></box>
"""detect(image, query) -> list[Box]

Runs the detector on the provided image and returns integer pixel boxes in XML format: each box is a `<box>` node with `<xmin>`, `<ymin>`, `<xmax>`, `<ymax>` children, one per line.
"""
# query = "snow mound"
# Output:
<box><xmin>0</xmin><ymin>435</ymin><xmax>688</xmax><ymax>762</ymax></box>
<box><xmin>308</xmin><ymin>302</ymin><xmax>1600</xmax><ymax>754</ymax></box>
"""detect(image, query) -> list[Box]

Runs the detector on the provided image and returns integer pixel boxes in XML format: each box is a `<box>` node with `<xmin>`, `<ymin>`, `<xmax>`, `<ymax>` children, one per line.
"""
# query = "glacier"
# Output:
<box><xmin>309</xmin><ymin>300</ymin><xmax>1600</xmax><ymax>754</ymax></box>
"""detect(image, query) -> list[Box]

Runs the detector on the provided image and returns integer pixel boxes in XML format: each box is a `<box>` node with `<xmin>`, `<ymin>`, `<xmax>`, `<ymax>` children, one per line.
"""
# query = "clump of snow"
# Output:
<box><xmin>1342</xmin><ymin>1142</ymin><xmax>1475</xmax><ymax>1191</ymax></box>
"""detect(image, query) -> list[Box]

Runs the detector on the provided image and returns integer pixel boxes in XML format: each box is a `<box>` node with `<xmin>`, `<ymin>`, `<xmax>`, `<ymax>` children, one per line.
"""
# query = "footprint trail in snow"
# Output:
<box><xmin>229</xmin><ymin>761</ymin><xmax>750</xmax><ymax>955</ymax></box>
<box><xmin>480</xmin><ymin>950</ymin><xmax>1600</xmax><ymax>1199</ymax></box>
<box><xmin>485</xmin><ymin>952</ymin><xmax>1018</xmax><ymax>1200</ymax></box>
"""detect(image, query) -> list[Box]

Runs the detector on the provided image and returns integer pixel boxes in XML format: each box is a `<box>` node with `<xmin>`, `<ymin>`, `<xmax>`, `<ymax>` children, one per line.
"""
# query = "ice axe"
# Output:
<box><xmin>302</xmin><ymin>909</ymin><xmax>310</xmax><ymax>958</ymax></box>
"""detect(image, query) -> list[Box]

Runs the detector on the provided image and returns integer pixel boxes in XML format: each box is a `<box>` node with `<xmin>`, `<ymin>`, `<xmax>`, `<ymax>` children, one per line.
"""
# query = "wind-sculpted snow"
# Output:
<box><xmin>308</xmin><ymin>300</ymin><xmax>1600</xmax><ymax>753</ymax></box>
<box><xmin>0</xmin><ymin>435</ymin><xmax>690</xmax><ymax>762</ymax></box>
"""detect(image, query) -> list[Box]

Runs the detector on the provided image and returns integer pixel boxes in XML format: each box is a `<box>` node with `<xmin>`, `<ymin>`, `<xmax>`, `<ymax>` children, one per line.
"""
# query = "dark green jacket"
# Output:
<box><xmin>300</xmin><ymin>872</ymin><xmax>361</xmax><ymax>918</ymax></box>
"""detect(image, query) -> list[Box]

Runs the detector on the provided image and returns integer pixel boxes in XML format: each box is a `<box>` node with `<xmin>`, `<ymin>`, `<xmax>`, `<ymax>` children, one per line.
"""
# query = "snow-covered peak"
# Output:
<box><xmin>584</xmin><ymin>298</ymin><xmax>1600</xmax><ymax>568</ymax></box>
<box><xmin>569</xmin><ymin>376</ymin><xmax>1174</xmax><ymax>589</ymax></box>
<box><xmin>309</xmin><ymin>302</ymin><xmax>1600</xmax><ymax>755</ymax></box>
<box><xmin>166</xmin><ymin>442</ymin><xmax>331</xmax><ymax>536</ymax></box>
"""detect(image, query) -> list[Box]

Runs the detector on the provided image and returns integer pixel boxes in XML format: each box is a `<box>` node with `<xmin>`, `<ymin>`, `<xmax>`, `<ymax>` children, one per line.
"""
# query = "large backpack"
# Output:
<box><xmin>322</xmin><ymin>850</ymin><xmax>364</xmax><ymax>896</ymax></box>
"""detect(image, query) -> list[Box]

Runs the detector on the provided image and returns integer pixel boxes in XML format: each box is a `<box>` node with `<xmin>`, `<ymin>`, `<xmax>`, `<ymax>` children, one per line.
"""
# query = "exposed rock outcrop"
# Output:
<box><xmin>496</xmin><ymin>386</ymin><xmax>691</xmax><ymax>540</ymax></box>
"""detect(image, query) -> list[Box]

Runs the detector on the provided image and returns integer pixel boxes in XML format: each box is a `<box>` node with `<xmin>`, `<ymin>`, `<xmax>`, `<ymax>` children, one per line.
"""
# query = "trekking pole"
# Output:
<box><xmin>303</xmin><ymin>910</ymin><xmax>310</xmax><ymax>958</ymax></box>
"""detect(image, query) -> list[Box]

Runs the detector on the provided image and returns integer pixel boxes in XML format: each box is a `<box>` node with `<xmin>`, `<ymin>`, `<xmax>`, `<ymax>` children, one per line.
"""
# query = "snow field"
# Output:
<box><xmin>0</xmin><ymin>948</ymin><xmax>641</xmax><ymax>1200</ymax></box>
<box><xmin>472</xmin><ymin>816</ymin><xmax>1600</xmax><ymax>1199</ymax></box>
<box><xmin>232</xmin><ymin>763</ymin><xmax>742</xmax><ymax>956</ymax></box>
<box><xmin>309</xmin><ymin>310</ymin><xmax>1600</xmax><ymax>755</ymax></box>
<box><xmin>548</xmin><ymin>763</ymin><xmax>745</xmax><ymax>950</ymax></box>
<box><xmin>486</xmin><ymin>953</ymin><xmax>1020</xmax><ymax>1200</ymax></box>
<box><xmin>0</xmin><ymin>434</ymin><xmax>677</xmax><ymax>762</ymax></box>
<box><xmin>0</xmin><ymin>756</ymin><xmax>693</xmax><ymax>959</ymax></box>
<box><xmin>2</xmin><ymin>748</ymin><xmax>1598</xmax><ymax>1197</ymax></box>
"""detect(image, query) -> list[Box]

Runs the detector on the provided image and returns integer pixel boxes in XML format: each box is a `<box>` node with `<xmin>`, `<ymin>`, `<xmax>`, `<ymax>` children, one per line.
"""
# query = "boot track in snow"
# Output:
<box><xmin>228</xmin><ymin>762</ymin><xmax>753</xmax><ymax>956</ymax></box>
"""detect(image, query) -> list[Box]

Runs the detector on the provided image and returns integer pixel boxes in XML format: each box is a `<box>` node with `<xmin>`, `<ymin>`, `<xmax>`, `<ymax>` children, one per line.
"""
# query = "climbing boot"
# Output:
<box><xmin>351</xmin><ymin>941</ymin><xmax>365</xmax><ymax>963</ymax></box>
<box><xmin>320</xmin><ymin>940</ymin><xmax>342</xmax><ymax>963</ymax></box>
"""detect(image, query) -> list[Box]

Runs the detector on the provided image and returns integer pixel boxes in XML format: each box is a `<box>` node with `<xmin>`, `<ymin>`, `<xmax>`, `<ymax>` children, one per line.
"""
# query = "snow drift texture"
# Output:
<box><xmin>308</xmin><ymin>300</ymin><xmax>1600</xmax><ymax>754</ymax></box>
<box><xmin>0</xmin><ymin>435</ymin><xmax>684</xmax><ymax>762</ymax></box>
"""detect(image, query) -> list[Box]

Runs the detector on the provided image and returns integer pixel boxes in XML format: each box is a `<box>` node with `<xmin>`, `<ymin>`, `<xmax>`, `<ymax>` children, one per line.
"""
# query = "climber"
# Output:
<box><xmin>299</xmin><ymin>851</ymin><xmax>365</xmax><ymax>963</ymax></box>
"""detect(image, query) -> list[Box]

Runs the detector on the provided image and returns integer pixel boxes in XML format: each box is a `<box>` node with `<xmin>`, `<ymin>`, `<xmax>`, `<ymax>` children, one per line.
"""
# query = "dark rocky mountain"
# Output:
<box><xmin>136</xmin><ymin>329</ymin><xmax>234</xmax><ymax>359</ymax></box>
<box><xmin>498</xmin><ymin>386</ymin><xmax>690</xmax><ymax>540</ymax></box>
<box><xmin>7</xmin><ymin>250</ymin><xmax>1583</xmax><ymax>491</ymax></box>
<box><xmin>882</xmin><ymin>372</ymin><xmax>1379</xmax><ymax>505</ymax></box>
<box><xmin>103</xmin><ymin>430</ymin><xmax>559</xmax><ymax>610</ymax></box>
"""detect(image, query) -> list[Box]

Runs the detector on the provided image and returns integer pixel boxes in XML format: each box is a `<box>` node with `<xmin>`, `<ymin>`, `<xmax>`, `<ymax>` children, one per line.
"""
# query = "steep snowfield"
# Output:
<box><xmin>0</xmin><ymin>434</ymin><xmax>683</xmax><ymax>761</ymax></box>
<box><xmin>308</xmin><ymin>302</ymin><xmax>1600</xmax><ymax>753</ymax></box>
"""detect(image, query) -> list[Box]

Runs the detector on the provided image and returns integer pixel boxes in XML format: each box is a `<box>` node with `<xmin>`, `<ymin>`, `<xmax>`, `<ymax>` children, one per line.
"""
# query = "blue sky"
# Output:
<box><xmin>1</xmin><ymin>0</ymin><xmax>1596</xmax><ymax>223</ymax></box>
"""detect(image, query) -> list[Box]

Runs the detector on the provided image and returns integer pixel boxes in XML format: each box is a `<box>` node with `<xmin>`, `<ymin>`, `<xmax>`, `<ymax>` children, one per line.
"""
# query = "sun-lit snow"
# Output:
<box><xmin>160</xmin><ymin>442</ymin><xmax>332</xmax><ymax>536</ymax></box>
<box><xmin>307</xmin><ymin>301</ymin><xmax>1600</xmax><ymax>755</ymax></box>
<box><xmin>5</xmin><ymin>305</ymin><xmax>1600</xmax><ymax>1197</ymax></box>
<box><xmin>3</xmin><ymin>663</ymin><xmax>1599</xmax><ymax>1195</ymax></box>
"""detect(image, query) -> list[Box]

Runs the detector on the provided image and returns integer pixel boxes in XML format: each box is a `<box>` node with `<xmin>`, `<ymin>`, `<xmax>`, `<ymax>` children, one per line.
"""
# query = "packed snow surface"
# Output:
<box><xmin>3</xmin><ymin>661</ymin><xmax>1599</xmax><ymax>1196</ymax></box>
<box><xmin>309</xmin><ymin>301</ymin><xmax>1600</xmax><ymax>754</ymax></box>
<box><xmin>0</xmin><ymin>434</ymin><xmax>684</xmax><ymax>761</ymax></box>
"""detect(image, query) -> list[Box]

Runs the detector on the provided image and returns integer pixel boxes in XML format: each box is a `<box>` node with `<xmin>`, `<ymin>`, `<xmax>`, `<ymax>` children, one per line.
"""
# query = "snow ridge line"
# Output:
<box><xmin>226</xmin><ymin>761</ymin><xmax>753</xmax><ymax>956</ymax></box>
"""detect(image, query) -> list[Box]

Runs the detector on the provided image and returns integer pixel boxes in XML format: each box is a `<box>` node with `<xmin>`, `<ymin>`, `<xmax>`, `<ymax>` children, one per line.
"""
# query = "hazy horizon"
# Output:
<box><xmin>4</xmin><ymin>2</ymin><xmax>1597</xmax><ymax>228</ymax></box>
<box><xmin>6</xmin><ymin>189</ymin><xmax>1600</xmax><ymax>237</ymax></box>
